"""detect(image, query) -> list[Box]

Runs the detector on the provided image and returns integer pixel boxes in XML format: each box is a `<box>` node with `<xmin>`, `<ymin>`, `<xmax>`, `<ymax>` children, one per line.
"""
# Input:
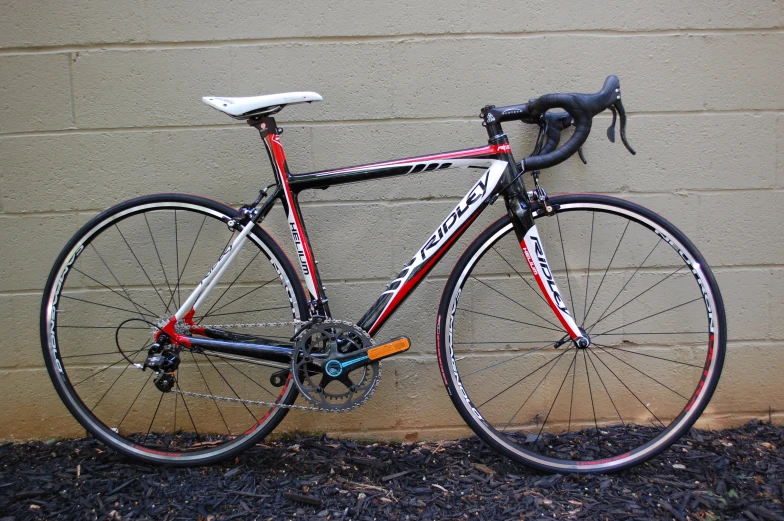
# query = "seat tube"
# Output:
<box><xmin>250</xmin><ymin>116</ymin><xmax>330</xmax><ymax>317</ymax></box>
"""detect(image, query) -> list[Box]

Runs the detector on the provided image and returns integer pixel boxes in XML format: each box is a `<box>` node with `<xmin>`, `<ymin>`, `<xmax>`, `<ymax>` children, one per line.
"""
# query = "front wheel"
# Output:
<box><xmin>437</xmin><ymin>194</ymin><xmax>726</xmax><ymax>473</ymax></box>
<box><xmin>40</xmin><ymin>194</ymin><xmax>309</xmax><ymax>466</ymax></box>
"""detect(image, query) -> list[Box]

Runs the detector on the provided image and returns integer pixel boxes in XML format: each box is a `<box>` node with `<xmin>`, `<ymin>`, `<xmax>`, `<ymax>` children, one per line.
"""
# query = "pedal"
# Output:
<box><xmin>367</xmin><ymin>336</ymin><xmax>411</xmax><ymax>361</ymax></box>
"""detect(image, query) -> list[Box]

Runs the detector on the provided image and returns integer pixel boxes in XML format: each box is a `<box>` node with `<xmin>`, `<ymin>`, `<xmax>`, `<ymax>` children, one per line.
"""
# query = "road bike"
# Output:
<box><xmin>40</xmin><ymin>75</ymin><xmax>726</xmax><ymax>473</ymax></box>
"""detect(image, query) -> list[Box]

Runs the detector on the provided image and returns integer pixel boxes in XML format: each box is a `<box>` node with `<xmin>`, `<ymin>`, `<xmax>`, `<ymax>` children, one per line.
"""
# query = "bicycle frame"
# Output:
<box><xmin>159</xmin><ymin>115</ymin><xmax>585</xmax><ymax>359</ymax></box>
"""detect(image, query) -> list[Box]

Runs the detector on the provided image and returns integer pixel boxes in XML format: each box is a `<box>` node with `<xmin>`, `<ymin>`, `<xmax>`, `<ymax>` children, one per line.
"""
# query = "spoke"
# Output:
<box><xmin>584</xmin><ymin>220</ymin><xmax>630</xmax><ymax>324</ymax></box>
<box><xmin>591</xmin><ymin>344</ymin><xmax>704</xmax><ymax>369</ymax></box>
<box><xmin>144</xmin><ymin>213</ymin><xmax>176</xmax><ymax>313</ymax></box>
<box><xmin>59</xmin><ymin>325</ymin><xmax>150</xmax><ymax>331</ymax></box>
<box><xmin>585</xmin><ymin>350</ymin><xmax>625</xmax><ymax>427</ymax></box>
<box><xmin>115</xmin><ymin>224</ymin><xmax>171</xmax><ymax>313</ymax></box>
<box><xmin>470</xmin><ymin>276</ymin><xmax>561</xmax><ymax>329</ymax></box>
<box><xmin>594</xmin><ymin>331</ymin><xmax>708</xmax><ymax>336</ymax></box>
<box><xmin>141</xmin><ymin>391</ymin><xmax>165</xmax><ymax>446</ymax></box>
<box><xmin>588</xmin><ymin>348</ymin><xmax>665</xmax><ymax>428</ymax></box>
<box><xmin>167</xmin><ymin>214</ymin><xmax>207</xmax><ymax>313</ymax></box>
<box><xmin>190</xmin><ymin>352</ymin><xmax>232</xmax><ymax>435</ymax></box>
<box><xmin>593</xmin><ymin>344</ymin><xmax>690</xmax><ymax>400</ymax></box>
<box><xmin>589</xmin><ymin>240</ymin><xmax>660</xmax><ymax>330</ymax></box>
<box><xmin>537</xmin><ymin>350</ymin><xmax>578</xmax><ymax>439</ymax></box>
<box><xmin>491</xmin><ymin>246</ymin><xmax>548</xmax><ymax>306</ymax></box>
<box><xmin>89</xmin><ymin>243</ymin><xmax>150</xmax><ymax>321</ymax></box>
<box><xmin>116</xmin><ymin>371</ymin><xmax>153</xmax><ymax>431</ymax></box>
<box><xmin>91</xmin><ymin>360</ymin><xmax>134</xmax><ymax>412</ymax></box>
<box><xmin>586</xmin><ymin>265</ymin><xmax>687</xmax><ymax>332</ymax></box>
<box><xmin>203</xmin><ymin>353</ymin><xmax>261</xmax><ymax>423</ymax></box>
<box><xmin>175</xmin><ymin>375</ymin><xmax>200</xmax><ymax>440</ymax></box>
<box><xmin>72</xmin><ymin>345</ymin><xmax>148</xmax><ymax>386</ymax></box>
<box><xmin>556</xmin><ymin>213</ymin><xmax>578</xmax><ymax>320</ymax></box>
<box><xmin>198</xmin><ymin>279</ymin><xmax>277</xmax><ymax>319</ymax></box>
<box><xmin>60</xmin><ymin>295</ymin><xmax>158</xmax><ymax>318</ymax></box>
<box><xmin>72</xmin><ymin>267</ymin><xmax>159</xmax><ymax>319</ymax></box>
<box><xmin>501</xmin><ymin>348</ymin><xmax>572</xmax><ymax>432</ymax></box>
<box><xmin>64</xmin><ymin>351</ymin><xmax>138</xmax><ymax>359</ymax></box>
<box><xmin>175</xmin><ymin>210</ymin><xmax>181</xmax><ymax>309</ymax></box>
<box><xmin>454</xmin><ymin>340</ymin><xmax>558</xmax><ymax>345</ymax></box>
<box><xmin>462</xmin><ymin>342</ymin><xmax>561</xmax><ymax>378</ymax></box>
<box><xmin>457</xmin><ymin>307</ymin><xmax>563</xmax><ymax>332</ymax></box>
<box><xmin>568</xmin><ymin>345</ymin><xmax>578</xmax><ymax>433</ymax></box>
<box><xmin>593</xmin><ymin>297</ymin><xmax>704</xmax><ymax>337</ymax></box>
<box><xmin>583</xmin><ymin>351</ymin><xmax>601</xmax><ymax>455</ymax></box>
<box><xmin>479</xmin><ymin>347</ymin><xmax>570</xmax><ymax>407</ymax></box>
<box><xmin>198</xmin><ymin>251</ymin><xmax>262</xmax><ymax>322</ymax></box>
<box><xmin>206</xmin><ymin>352</ymin><xmax>277</xmax><ymax>399</ymax></box>
<box><xmin>172</xmin><ymin>392</ymin><xmax>178</xmax><ymax>446</ymax></box>
<box><xmin>582</xmin><ymin>212</ymin><xmax>595</xmax><ymax>325</ymax></box>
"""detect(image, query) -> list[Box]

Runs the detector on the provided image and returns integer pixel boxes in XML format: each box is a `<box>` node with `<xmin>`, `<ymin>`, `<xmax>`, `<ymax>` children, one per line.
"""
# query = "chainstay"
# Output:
<box><xmin>176</xmin><ymin>318</ymin><xmax>382</xmax><ymax>412</ymax></box>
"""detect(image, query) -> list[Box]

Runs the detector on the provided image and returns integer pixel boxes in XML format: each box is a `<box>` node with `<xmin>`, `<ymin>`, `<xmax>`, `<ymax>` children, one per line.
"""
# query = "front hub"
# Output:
<box><xmin>574</xmin><ymin>328</ymin><xmax>591</xmax><ymax>349</ymax></box>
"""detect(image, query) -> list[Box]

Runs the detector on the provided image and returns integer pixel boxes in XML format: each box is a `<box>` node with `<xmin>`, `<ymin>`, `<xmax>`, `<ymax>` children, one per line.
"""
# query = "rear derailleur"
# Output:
<box><xmin>144</xmin><ymin>334</ymin><xmax>181</xmax><ymax>393</ymax></box>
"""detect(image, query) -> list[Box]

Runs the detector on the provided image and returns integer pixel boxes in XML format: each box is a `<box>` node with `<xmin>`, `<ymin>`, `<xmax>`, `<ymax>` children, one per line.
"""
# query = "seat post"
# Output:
<box><xmin>248</xmin><ymin>115</ymin><xmax>286</xmax><ymax>185</ymax></box>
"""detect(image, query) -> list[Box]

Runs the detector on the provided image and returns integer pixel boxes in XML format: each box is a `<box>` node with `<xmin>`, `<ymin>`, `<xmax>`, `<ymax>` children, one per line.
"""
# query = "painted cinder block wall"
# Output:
<box><xmin>1</xmin><ymin>1</ymin><xmax>783</xmax><ymax>441</ymax></box>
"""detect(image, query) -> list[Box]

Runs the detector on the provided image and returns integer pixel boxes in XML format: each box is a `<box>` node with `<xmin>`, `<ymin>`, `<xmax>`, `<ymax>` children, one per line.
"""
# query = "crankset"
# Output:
<box><xmin>291</xmin><ymin>320</ymin><xmax>410</xmax><ymax>411</ymax></box>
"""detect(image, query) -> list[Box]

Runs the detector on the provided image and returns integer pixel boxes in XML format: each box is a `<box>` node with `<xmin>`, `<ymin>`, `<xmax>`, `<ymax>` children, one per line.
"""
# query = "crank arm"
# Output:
<box><xmin>328</xmin><ymin>336</ymin><xmax>411</xmax><ymax>375</ymax></box>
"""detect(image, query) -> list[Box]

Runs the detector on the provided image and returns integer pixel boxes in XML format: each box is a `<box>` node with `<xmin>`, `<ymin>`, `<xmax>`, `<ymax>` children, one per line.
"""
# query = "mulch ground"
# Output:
<box><xmin>1</xmin><ymin>421</ymin><xmax>783</xmax><ymax>521</ymax></box>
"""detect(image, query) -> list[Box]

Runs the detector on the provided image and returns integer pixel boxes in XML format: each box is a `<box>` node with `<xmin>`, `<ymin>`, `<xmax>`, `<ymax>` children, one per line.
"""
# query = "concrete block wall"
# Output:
<box><xmin>1</xmin><ymin>1</ymin><xmax>783</xmax><ymax>442</ymax></box>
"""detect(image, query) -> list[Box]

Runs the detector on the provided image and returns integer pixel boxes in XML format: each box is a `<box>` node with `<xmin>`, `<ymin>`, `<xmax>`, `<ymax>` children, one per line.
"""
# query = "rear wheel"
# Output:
<box><xmin>437</xmin><ymin>194</ymin><xmax>725</xmax><ymax>473</ymax></box>
<box><xmin>41</xmin><ymin>194</ymin><xmax>308</xmax><ymax>466</ymax></box>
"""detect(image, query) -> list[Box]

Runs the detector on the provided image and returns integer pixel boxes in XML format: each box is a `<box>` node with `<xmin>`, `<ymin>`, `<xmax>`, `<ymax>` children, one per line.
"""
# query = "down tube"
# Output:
<box><xmin>360</xmin><ymin>159</ymin><xmax>508</xmax><ymax>336</ymax></box>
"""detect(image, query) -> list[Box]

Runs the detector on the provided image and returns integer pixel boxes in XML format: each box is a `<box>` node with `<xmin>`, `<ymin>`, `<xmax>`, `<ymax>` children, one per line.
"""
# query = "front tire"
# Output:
<box><xmin>437</xmin><ymin>194</ymin><xmax>726</xmax><ymax>473</ymax></box>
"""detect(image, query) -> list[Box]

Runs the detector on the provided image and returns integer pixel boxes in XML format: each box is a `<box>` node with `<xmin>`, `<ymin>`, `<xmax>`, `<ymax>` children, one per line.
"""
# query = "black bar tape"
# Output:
<box><xmin>522</xmin><ymin>75</ymin><xmax>621</xmax><ymax>172</ymax></box>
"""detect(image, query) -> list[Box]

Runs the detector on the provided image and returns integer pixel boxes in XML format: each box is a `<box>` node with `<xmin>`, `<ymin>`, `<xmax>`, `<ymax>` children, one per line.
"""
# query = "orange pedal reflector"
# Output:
<box><xmin>367</xmin><ymin>336</ymin><xmax>411</xmax><ymax>361</ymax></box>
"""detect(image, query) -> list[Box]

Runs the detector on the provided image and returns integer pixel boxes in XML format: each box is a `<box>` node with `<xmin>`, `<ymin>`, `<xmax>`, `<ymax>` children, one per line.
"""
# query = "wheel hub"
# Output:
<box><xmin>574</xmin><ymin>328</ymin><xmax>591</xmax><ymax>349</ymax></box>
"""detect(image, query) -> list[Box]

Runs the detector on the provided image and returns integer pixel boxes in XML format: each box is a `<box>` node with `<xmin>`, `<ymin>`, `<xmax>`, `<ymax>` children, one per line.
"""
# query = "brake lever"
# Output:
<box><xmin>577</xmin><ymin>147</ymin><xmax>587</xmax><ymax>164</ymax></box>
<box><xmin>614</xmin><ymin>100</ymin><xmax>636</xmax><ymax>155</ymax></box>
<box><xmin>607</xmin><ymin>105</ymin><xmax>617</xmax><ymax>143</ymax></box>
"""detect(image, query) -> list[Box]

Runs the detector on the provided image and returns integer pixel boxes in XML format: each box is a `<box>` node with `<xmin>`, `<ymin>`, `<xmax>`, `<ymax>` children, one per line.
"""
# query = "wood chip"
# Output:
<box><xmin>283</xmin><ymin>491</ymin><xmax>322</xmax><ymax>506</ymax></box>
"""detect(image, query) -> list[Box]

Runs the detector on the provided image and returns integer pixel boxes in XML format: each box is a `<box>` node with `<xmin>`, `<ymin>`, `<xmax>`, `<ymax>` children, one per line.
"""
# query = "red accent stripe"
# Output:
<box><xmin>520</xmin><ymin>241</ymin><xmax>581</xmax><ymax>339</ymax></box>
<box><xmin>133</xmin><ymin>445</ymin><xmax>183</xmax><ymax>457</ymax></box>
<box><xmin>315</xmin><ymin>144</ymin><xmax>503</xmax><ymax>176</ymax></box>
<box><xmin>684</xmin><ymin>333</ymin><xmax>715</xmax><ymax>412</ymax></box>
<box><xmin>369</xmin><ymin>212</ymin><xmax>481</xmax><ymax>335</ymax></box>
<box><xmin>267</xmin><ymin>134</ymin><xmax>320</xmax><ymax>298</ymax></box>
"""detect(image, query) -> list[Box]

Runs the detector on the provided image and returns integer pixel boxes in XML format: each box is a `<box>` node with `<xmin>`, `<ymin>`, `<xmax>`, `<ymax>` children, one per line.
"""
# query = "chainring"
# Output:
<box><xmin>291</xmin><ymin>320</ymin><xmax>381</xmax><ymax>412</ymax></box>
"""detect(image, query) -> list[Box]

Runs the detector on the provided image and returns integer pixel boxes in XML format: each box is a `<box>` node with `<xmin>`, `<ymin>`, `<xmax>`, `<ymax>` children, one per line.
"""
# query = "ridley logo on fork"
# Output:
<box><xmin>520</xmin><ymin>225</ymin><xmax>587</xmax><ymax>344</ymax></box>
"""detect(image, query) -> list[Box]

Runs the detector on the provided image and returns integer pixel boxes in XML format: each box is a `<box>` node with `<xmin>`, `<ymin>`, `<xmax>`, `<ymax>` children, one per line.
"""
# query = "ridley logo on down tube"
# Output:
<box><xmin>521</xmin><ymin>225</ymin><xmax>585</xmax><ymax>342</ymax></box>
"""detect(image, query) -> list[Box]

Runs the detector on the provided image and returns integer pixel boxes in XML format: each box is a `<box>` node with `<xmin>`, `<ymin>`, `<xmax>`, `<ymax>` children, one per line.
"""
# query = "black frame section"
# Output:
<box><xmin>198</xmin><ymin>114</ymin><xmax>536</xmax><ymax>362</ymax></box>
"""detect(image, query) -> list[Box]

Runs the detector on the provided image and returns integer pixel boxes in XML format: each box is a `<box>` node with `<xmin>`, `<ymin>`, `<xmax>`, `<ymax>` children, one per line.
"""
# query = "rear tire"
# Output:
<box><xmin>41</xmin><ymin>194</ymin><xmax>309</xmax><ymax>466</ymax></box>
<box><xmin>436</xmin><ymin>194</ymin><xmax>726</xmax><ymax>473</ymax></box>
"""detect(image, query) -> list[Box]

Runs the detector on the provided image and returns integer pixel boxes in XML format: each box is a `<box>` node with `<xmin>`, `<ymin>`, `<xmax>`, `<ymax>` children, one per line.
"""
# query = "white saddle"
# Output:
<box><xmin>202</xmin><ymin>91</ymin><xmax>323</xmax><ymax>118</ymax></box>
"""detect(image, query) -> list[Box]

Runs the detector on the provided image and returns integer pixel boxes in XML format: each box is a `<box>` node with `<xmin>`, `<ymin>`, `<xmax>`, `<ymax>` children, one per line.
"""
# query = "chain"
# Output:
<box><xmin>174</xmin><ymin>318</ymin><xmax>381</xmax><ymax>412</ymax></box>
<box><xmin>176</xmin><ymin>319</ymin><xmax>305</xmax><ymax>333</ymax></box>
<box><xmin>172</xmin><ymin>389</ymin><xmax>322</xmax><ymax>411</ymax></box>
